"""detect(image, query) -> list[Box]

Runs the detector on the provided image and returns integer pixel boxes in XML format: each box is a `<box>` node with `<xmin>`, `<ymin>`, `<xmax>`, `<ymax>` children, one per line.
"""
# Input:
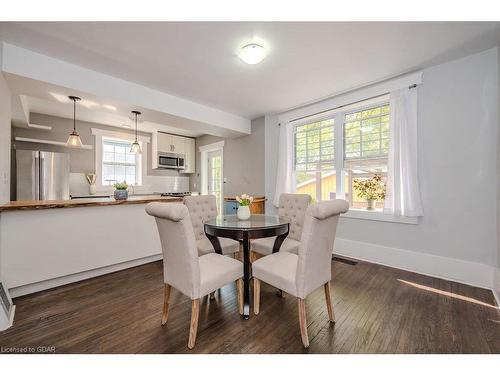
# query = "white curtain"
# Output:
<box><xmin>384</xmin><ymin>87</ymin><xmax>424</xmax><ymax>217</ymax></box>
<box><xmin>273</xmin><ymin>122</ymin><xmax>295</xmax><ymax>207</ymax></box>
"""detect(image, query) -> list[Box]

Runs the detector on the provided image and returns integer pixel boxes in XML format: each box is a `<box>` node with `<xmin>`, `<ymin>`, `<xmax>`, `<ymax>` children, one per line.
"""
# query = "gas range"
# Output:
<box><xmin>159</xmin><ymin>192</ymin><xmax>192</xmax><ymax>197</ymax></box>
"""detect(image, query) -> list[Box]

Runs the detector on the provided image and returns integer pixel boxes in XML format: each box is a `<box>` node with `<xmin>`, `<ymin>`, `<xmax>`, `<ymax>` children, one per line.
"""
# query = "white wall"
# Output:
<box><xmin>265</xmin><ymin>114</ymin><xmax>279</xmax><ymax>215</ymax></box>
<box><xmin>266</xmin><ymin>48</ymin><xmax>499</xmax><ymax>288</ymax></box>
<box><xmin>496</xmin><ymin>46</ymin><xmax>500</xmax><ymax>303</ymax></box>
<box><xmin>191</xmin><ymin>117</ymin><xmax>266</xmax><ymax>197</ymax></box>
<box><xmin>0</xmin><ymin>48</ymin><xmax>13</xmax><ymax>330</ymax></box>
<box><xmin>0</xmin><ymin>72</ymin><xmax>10</xmax><ymax>204</ymax></box>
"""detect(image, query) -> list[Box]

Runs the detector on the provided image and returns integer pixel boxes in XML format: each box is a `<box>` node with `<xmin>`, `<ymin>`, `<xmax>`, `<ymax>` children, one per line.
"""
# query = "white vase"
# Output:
<box><xmin>89</xmin><ymin>184</ymin><xmax>96</xmax><ymax>195</ymax></box>
<box><xmin>237</xmin><ymin>205</ymin><xmax>251</xmax><ymax>220</ymax></box>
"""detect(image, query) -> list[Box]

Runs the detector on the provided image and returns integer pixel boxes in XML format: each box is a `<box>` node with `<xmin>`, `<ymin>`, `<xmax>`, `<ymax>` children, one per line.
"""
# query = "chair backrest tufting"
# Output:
<box><xmin>278</xmin><ymin>194</ymin><xmax>312</xmax><ymax>241</ymax></box>
<box><xmin>145</xmin><ymin>202</ymin><xmax>201</xmax><ymax>299</ymax></box>
<box><xmin>295</xmin><ymin>199</ymin><xmax>349</xmax><ymax>299</ymax></box>
<box><xmin>184</xmin><ymin>195</ymin><xmax>218</xmax><ymax>240</ymax></box>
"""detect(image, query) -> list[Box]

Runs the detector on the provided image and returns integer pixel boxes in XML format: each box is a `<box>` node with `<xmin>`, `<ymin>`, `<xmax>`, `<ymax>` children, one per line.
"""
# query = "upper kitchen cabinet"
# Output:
<box><xmin>183</xmin><ymin>137</ymin><xmax>195</xmax><ymax>174</ymax></box>
<box><xmin>152</xmin><ymin>132</ymin><xmax>195</xmax><ymax>173</ymax></box>
<box><xmin>157</xmin><ymin>132</ymin><xmax>184</xmax><ymax>154</ymax></box>
<box><xmin>171</xmin><ymin>135</ymin><xmax>185</xmax><ymax>155</ymax></box>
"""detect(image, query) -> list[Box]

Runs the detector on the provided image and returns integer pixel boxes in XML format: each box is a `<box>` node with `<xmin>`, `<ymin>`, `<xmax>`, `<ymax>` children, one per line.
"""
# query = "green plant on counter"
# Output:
<box><xmin>353</xmin><ymin>174</ymin><xmax>386</xmax><ymax>200</ymax></box>
<box><xmin>113</xmin><ymin>182</ymin><xmax>129</xmax><ymax>190</ymax></box>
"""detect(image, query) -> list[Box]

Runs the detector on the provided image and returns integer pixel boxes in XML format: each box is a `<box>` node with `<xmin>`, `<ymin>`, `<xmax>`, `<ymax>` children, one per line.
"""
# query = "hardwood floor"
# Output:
<box><xmin>1</xmin><ymin>259</ymin><xmax>499</xmax><ymax>353</ymax></box>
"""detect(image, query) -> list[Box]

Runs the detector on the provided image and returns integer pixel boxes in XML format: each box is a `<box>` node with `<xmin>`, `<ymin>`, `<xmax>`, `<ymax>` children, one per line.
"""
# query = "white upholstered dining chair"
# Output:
<box><xmin>184</xmin><ymin>195</ymin><xmax>240</xmax><ymax>257</ymax></box>
<box><xmin>146</xmin><ymin>202</ymin><xmax>244</xmax><ymax>349</ymax></box>
<box><xmin>252</xmin><ymin>199</ymin><xmax>349</xmax><ymax>348</ymax></box>
<box><xmin>251</xmin><ymin>193</ymin><xmax>311</xmax><ymax>261</ymax></box>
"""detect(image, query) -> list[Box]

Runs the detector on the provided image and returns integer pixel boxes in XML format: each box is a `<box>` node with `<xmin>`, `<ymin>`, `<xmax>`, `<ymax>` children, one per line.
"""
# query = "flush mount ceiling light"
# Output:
<box><xmin>66</xmin><ymin>96</ymin><xmax>83</xmax><ymax>148</ymax></box>
<box><xmin>130</xmin><ymin>110</ymin><xmax>142</xmax><ymax>154</ymax></box>
<box><xmin>238</xmin><ymin>44</ymin><xmax>266</xmax><ymax>65</ymax></box>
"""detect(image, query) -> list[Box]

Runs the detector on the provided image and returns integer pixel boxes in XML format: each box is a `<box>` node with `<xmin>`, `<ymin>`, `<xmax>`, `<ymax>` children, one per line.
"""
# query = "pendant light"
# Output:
<box><xmin>130</xmin><ymin>110</ymin><xmax>142</xmax><ymax>154</ymax></box>
<box><xmin>66</xmin><ymin>96</ymin><xmax>83</xmax><ymax>148</ymax></box>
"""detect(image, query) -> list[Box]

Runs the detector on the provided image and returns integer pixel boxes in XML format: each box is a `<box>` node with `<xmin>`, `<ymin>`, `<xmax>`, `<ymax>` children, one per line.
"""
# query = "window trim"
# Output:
<box><xmin>341</xmin><ymin>208</ymin><xmax>418</xmax><ymax>225</ymax></box>
<box><xmin>278</xmin><ymin>71</ymin><xmax>421</xmax><ymax>124</ymax></box>
<box><xmin>291</xmin><ymin>99</ymin><xmax>398</xmax><ymax>220</ymax></box>
<box><xmin>101</xmin><ymin>137</ymin><xmax>141</xmax><ymax>187</ymax></box>
<box><xmin>92</xmin><ymin>128</ymin><xmax>150</xmax><ymax>191</ymax></box>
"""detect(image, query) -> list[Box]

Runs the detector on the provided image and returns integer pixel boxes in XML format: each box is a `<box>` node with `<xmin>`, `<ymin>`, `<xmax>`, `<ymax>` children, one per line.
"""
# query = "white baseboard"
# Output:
<box><xmin>334</xmin><ymin>238</ymin><xmax>495</xmax><ymax>291</ymax></box>
<box><xmin>493</xmin><ymin>267</ymin><xmax>500</xmax><ymax>307</ymax></box>
<box><xmin>0</xmin><ymin>305</ymin><xmax>16</xmax><ymax>332</ymax></box>
<box><xmin>9</xmin><ymin>254</ymin><xmax>162</xmax><ymax>298</ymax></box>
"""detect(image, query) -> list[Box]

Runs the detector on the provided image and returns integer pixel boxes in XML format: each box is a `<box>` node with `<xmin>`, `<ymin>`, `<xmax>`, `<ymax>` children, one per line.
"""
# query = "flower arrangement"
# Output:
<box><xmin>113</xmin><ymin>182</ymin><xmax>129</xmax><ymax>190</ymax></box>
<box><xmin>85</xmin><ymin>173</ymin><xmax>96</xmax><ymax>186</ymax></box>
<box><xmin>86</xmin><ymin>173</ymin><xmax>97</xmax><ymax>195</ymax></box>
<box><xmin>353</xmin><ymin>174</ymin><xmax>386</xmax><ymax>202</ymax></box>
<box><xmin>235</xmin><ymin>194</ymin><xmax>254</xmax><ymax>206</ymax></box>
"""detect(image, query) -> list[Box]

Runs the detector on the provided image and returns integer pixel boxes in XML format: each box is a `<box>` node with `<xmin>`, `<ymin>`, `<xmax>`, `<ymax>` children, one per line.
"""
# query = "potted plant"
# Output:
<box><xmin>113</xmin><ymin>182</ymin><xmax>129</xmax><ymax>201</ymax></box>
<box><xmin>235</xmin><ymin>194</ymin><xmax>253</xmax><ymax>220</ymax></box>
<box><xmin>353</xmin><ymin>174</ymin><xmax>386</xmax><ymax>210</ymax></box>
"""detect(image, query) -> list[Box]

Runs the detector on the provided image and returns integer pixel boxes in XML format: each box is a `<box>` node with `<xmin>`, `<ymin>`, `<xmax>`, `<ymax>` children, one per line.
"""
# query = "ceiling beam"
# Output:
<box><xmin>1</xmin><ymin>43</ymin><xmax>251</xmax><ymax>136</ymax></box>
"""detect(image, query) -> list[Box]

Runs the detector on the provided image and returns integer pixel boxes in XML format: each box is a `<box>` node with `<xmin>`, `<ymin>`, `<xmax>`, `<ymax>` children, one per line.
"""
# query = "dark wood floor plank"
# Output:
<box><xmin>1</xmin><ymin>259</ymin><xmax>498</xmax><ymax>354</ymax></box>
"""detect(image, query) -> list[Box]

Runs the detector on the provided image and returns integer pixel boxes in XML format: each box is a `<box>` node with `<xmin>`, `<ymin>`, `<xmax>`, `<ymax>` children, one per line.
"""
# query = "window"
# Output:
<box><xmin>344</xmin><ymin>104</ymin><xmax>389</xmax><ymax>209</ymax></box>
<box><xmin>102</xmin><ymin>139</ymin><xmax>140</xmax><ymax>186</ymax></box>
<box><xmin>294</xmin><ymin>119</ymin><xmax>335</xmax><ymax>201</ymax></box>
<box><xmin>293</xmin><ymin>101</ymin><xmax>389</xmax><ymax>210</ymax></box>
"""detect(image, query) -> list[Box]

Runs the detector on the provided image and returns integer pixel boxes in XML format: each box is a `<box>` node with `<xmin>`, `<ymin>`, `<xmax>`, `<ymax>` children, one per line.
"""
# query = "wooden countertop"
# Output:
<box><xmin>224</xmin><ymin>196</ymin><xmax>266</xmax><ymax>202</ymax></box>
<box><xmin>0</xmin><ymin>195</ymin><xmax>183</xmax><ymax>212</ymax></box>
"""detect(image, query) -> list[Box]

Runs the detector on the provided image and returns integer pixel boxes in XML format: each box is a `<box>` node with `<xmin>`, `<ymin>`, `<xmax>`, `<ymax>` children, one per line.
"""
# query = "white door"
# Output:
<box><xmin>207</xmin><ymin>149</ymin><xmax>223</xmax><ymax>214</ymax></box>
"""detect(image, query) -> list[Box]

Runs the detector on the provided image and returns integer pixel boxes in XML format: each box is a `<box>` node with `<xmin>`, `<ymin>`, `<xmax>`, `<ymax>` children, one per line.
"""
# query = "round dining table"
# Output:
<box><xmin>204</xmin><ymin>214</ymin><xmax>289</xmax><ymax>319</ymax></box>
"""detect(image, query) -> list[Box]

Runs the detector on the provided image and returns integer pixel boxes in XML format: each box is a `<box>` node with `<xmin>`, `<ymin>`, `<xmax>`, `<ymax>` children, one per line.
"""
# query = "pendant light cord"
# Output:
<box><xmin>73</xmin><ymin>98</ymin><xmax>76</xmax><ymax>131</ymax></box>
<box><xmin>135</xmin><ymin>112</ymin><xmax>138</xmax><ymax>141</ymax></box>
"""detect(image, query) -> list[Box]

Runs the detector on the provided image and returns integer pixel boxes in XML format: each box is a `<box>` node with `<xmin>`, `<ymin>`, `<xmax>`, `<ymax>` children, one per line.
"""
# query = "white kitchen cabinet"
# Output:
<box><xmin>183</xmin><ymin>137</ymin><xmax>195</xmax><ymax>174</ymax></box>
<box><xmin>171</xmin><ymin>135</ymin><xmax>185</xmax><ymax>154</ymax></box>
<box><xmin>156</xmin><ymin>132</ymin><xmax>171</xmax><ymax>152</ymax></box>
<box><xmin>156</xmin><ymin>133</ymin><xmax>185</xmax><ymax>154</ymax></box>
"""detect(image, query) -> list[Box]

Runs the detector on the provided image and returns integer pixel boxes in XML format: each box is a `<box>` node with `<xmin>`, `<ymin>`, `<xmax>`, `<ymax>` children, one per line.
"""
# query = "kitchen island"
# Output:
<box><xmin>0</xmin><ymin>195</ymin><xmax>181</xmax><ymax>297</ymax></box>
<box><xmin>0</xmin><ymin>195</ymin><xmax>181</xmax><ymax>212</ymax></box>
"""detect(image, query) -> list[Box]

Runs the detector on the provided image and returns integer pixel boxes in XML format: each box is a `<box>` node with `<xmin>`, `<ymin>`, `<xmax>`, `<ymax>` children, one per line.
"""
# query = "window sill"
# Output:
<box><xmin>341</xmin><ymin>208</ymin><xmax>419</xmax><ymax>225</ymax></box>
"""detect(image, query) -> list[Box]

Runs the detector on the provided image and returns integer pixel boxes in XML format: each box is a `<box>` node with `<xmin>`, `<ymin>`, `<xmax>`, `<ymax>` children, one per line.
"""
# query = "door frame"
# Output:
<box><xmin>199</xmin><ymin>141</ymin><xmax>224</xmax><ymax>211</ymax></box>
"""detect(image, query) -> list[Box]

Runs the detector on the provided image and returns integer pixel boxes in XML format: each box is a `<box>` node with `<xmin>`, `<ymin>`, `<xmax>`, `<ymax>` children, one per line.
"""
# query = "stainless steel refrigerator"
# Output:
<box><xmin>16</xmin><ymin>150</ymin><xmax>70</xmax><ymax>200</ymax></box>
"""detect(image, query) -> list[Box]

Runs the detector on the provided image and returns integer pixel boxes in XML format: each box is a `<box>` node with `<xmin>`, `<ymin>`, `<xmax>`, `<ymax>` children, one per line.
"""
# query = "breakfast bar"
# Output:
<box><xmin>0</xmin><ymin>196</ymin><xmax>181</xmax><ymax>297</ymax></box>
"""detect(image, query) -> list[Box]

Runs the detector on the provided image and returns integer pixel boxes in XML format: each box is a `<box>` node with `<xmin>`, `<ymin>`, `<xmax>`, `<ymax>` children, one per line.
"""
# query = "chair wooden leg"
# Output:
<box><xmin>297</xmin><ymin>298</ymin><xmax>309</xmax><ymax>348</ymax></box>
<box><xmin>188</xmin><ymin>299</ymin><xmax>200</xmax><ymax>349</ymax></box>
<box><xmin>324</xmin><ymin>282</ymin><xmax>335</xmax><ymax>323</ymax></box>
<box><xmin>236</xmin><ymin>278</ymin><xmax>244</xmax><ymax>315</ymax></box>
<box><xmin>161</xmin><ymin>284</ymin><xmax>171</xmax><ymax>326</ymax></box>
<box><xmin>253</xmin><ymin>278</ymin><xmax>261</xmax><ymax>315</ymax></box>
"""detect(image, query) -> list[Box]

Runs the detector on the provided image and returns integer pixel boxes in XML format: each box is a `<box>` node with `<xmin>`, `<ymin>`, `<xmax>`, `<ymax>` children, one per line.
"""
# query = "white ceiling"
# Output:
<box><xmin>1</xmin><ymin>22</ymin><xmax>500</xmax><ymax>119</ymax></box>
<box><xmin>4</xmin><ymin>73</ymin><xmax>234</xmax><ymax>138</ymax></box>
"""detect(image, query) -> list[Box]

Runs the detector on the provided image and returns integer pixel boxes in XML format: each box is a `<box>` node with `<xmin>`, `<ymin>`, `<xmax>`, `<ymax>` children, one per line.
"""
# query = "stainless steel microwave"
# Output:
<box><xmin>157</xmin><ymin>152</ymin><xmax>185</xmax><ymax>170</ymax></box>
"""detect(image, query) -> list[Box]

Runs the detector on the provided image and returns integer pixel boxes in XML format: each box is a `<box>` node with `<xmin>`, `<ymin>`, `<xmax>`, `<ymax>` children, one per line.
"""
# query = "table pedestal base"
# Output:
<box><xmin>204</xmin><ymin>218</ymin><xmax>290</xmax><ymax>320</ymax></box>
